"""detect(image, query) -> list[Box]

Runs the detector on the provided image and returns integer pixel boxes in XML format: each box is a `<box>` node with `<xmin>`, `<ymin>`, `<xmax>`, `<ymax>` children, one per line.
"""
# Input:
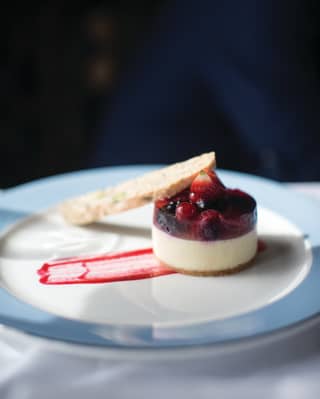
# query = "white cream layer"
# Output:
<box><xmin>152</xmin><ymin>225</ymin><xmax>257</xmax><ymax>272</ymax></box>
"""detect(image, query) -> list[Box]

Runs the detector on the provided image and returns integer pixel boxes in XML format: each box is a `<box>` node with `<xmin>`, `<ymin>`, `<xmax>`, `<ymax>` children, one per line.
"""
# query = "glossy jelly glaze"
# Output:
<box><xmin>153</xmin><ymin>171</ymin><xmax>257</xmax><ymax>241</ymax></box>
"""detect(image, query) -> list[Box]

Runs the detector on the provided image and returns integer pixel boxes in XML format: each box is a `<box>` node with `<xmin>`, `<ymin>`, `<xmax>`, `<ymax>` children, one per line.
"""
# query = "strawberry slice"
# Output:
<box><xmin>205</xmin><ymin>169</ymin><xmax>226</xmax><ymax>188</ymax></box>
<box><xmin>190</xmin><ymin>170</ymin><xmax>225</xmax><ymax>201</ymax></box>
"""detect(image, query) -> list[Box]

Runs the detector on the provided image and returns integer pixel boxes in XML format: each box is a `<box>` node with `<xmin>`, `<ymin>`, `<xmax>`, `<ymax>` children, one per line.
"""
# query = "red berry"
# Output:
<box><xmin>155</xmin><ymin>198</ymin><xmax>169</xmax><ymax>209</ymax></box>
<box><xmin>191</xmin><ymin>171</ymin><xmax>211</xmax><ymax>192</ymax></box>
<box><xmin>189</xmin><ymin>191</ymin><xmax>202</xmax><ymax>203</ymax></box>
<box><xmin>175</xmin><ymin>202</ymin><xmax>198</xmax><ymax>221</ymax></box>
<box><xmin>206</xmin><ymin>169</ymin><xmax>226</xmax><ymax>188</ymax></box>
<box><xmin>190</xmin><ymin>170</ymin><xmax>224</xmax><ymax>201</ymax></box>
<box><xmin>196</xmin><ymin>209</ymin><xmax>221</xmax><ymax>240</ymax></box>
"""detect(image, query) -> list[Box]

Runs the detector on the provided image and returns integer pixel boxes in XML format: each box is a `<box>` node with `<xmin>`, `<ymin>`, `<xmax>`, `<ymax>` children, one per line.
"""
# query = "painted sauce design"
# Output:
<box><xmin>38</xmin><ymin>241</ymin><xmax>266</xmax><ymax>285</ymax></box>
<box><xmin>38</xmin><ymin>248</ymin><xmax>175</xmax><ymax>285</ymax></box>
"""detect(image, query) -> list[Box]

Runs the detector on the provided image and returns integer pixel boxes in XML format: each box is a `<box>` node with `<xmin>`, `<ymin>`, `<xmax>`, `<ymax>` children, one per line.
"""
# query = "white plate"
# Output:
<box><xmin>0</xmin><ymin>166</ymin><xmax>319</xmax><ymax>357</ymax></box>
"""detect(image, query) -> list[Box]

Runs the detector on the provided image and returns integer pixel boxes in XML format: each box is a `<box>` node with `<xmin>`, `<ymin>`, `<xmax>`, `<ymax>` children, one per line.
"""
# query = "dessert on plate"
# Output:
<box><xmin>60</xmin><ymin>151</ymin><xmax>258</xmax><ymax>276</ymax></box>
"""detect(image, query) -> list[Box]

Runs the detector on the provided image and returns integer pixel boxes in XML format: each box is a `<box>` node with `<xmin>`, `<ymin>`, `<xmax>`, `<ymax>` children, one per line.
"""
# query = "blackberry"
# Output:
<box><xmin>155</xmin><ymin>209</ymin><xmax>179</xmax><ymax>235</ymax></box>
<box><xmin>165</xmin><ymin>201</ymin><xmax>177</xmax><ymax>214</ymax></box>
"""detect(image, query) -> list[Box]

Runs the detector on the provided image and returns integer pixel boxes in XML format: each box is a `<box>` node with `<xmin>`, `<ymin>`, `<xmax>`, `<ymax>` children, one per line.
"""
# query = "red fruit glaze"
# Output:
<box><xmin>175</xmin><ymin>202</ymin><xmax>198</xmax><ymax>221</ymax></box>
<box><xmin>198</xmin><ymin>209</ymin><xmax>220</xmax><ymax>222</ymax></box>
<box><xmin>153</xmin><ymin>170</ymin><xmax>257</xmax><ymax>241</ymax></box>
<box><xmin>257</xmin><ymin>240</ymin><xmax>267</xmax><ymax>252</ymax></box>
<box><xmin>38</xmin><ymin>248</ymin><xmax>176</xmax><ymax>285</ymax></box>
<box><xmin>196</xmin><ymin>209</ymin><xmax>220</xmax><ymax>240</ymax></box>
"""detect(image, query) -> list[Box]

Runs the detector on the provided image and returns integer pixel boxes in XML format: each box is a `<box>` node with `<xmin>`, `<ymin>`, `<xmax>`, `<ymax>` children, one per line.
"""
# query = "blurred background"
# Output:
<box><xmin>1</xmin><ymin>0</ymin><xmax>320</xmax><ymax>188</ymax></box>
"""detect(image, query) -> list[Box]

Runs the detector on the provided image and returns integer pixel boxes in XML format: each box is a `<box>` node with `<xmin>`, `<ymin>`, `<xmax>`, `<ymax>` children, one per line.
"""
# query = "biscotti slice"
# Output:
<box><xmin>60</xmin><ymin>151</ymin><xmax>216</xmax><ymax>225</ymax></box>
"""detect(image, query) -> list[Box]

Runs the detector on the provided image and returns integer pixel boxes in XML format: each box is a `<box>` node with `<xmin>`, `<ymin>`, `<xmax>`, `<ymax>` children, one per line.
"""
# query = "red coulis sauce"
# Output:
<box><xmin>257</xmin><ymin>239</ymin><xmax>267</xmax><ymax>253</ymax></box>
<box><xmin>38</xmin><ymin>240</ymin><xmax>266</xmax><ymax>285</ymax></box>
<box><xmin>38</xmin><ymin>248</ymin><xmax>175</xmax><ymax>285</ymax></box>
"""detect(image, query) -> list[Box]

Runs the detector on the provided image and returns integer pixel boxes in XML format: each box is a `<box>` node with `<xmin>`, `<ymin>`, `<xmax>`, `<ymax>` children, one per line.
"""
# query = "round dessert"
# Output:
<box><xmin>152</xmin><ymin>170</ymin><xmax>257</xmax><ymax>275</ymax></box>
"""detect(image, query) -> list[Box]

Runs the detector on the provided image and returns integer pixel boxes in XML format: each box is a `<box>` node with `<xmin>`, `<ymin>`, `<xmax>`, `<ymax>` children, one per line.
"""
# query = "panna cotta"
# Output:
<box><xmin>152</xmin><ymin>170</ymin><xmax>257</xmax><ymax>275</ymax></box>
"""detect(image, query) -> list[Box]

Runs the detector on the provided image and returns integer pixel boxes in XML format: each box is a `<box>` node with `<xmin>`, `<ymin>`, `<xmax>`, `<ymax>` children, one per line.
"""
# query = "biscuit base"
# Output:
<box><xmin>156</xmin><ymin>252</ymin><xmax>257</xmax><ymax>276</ymax></box>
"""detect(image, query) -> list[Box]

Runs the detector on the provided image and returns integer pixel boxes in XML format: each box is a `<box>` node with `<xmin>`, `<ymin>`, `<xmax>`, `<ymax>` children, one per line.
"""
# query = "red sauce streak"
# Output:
<box><xmin>38</xmin><ymin>248</ymin><xmax>176</xmax><ymax>285</ymax></box>
<box><xmin>38</xmin><ymin>240</ymin><xmax>267</xmax><ymax>286</ymax></box>
<box><xmin>257</xmin><ymin>239</ymin><xmax>267</xmax><ymax>253</ymax></box>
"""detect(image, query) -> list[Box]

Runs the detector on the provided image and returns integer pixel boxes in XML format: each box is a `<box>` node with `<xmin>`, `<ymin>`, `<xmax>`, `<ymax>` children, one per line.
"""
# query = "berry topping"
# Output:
<box><xmin>196</xmin><ymin>209</ymin><xmax>220</xmax><ymax>240</ymax></box>
<box><xmin>190</xmin><ymin>170</ymin><xmax>225</xmax><ymax>202</ymax></box>
<box><xmin>175</xmin><ymin>202</ymin><xmax>198</xmax><ymax>222</ymax></box>
<box><xmin>153</xmin><ymin>170</ymin><xmax>256</xmax><ymax>241</ymax></box>
<box><xmin>225</xmin><ymin>189</ymin><xmax>256</xmax><ymax>214</ymax></box>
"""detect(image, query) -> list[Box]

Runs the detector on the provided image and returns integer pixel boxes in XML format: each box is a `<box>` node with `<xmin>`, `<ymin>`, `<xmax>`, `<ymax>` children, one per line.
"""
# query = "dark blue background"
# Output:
<box><xmin>92</xmin><ymin>0</ymin><xmax>320</xmax><ymax>181</ymax></box>
<box><xmin>1</xmin><ymin>1</ymin><xmax>319</xmax><ymax>187</ymax></box>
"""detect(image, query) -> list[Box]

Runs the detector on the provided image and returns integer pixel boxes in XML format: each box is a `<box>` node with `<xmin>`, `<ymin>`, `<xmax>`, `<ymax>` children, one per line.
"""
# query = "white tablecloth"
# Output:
<box><xmin>0</xmin><ymin>183</ymin><xmax>320</xmax><ymax>399</ymax></box>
